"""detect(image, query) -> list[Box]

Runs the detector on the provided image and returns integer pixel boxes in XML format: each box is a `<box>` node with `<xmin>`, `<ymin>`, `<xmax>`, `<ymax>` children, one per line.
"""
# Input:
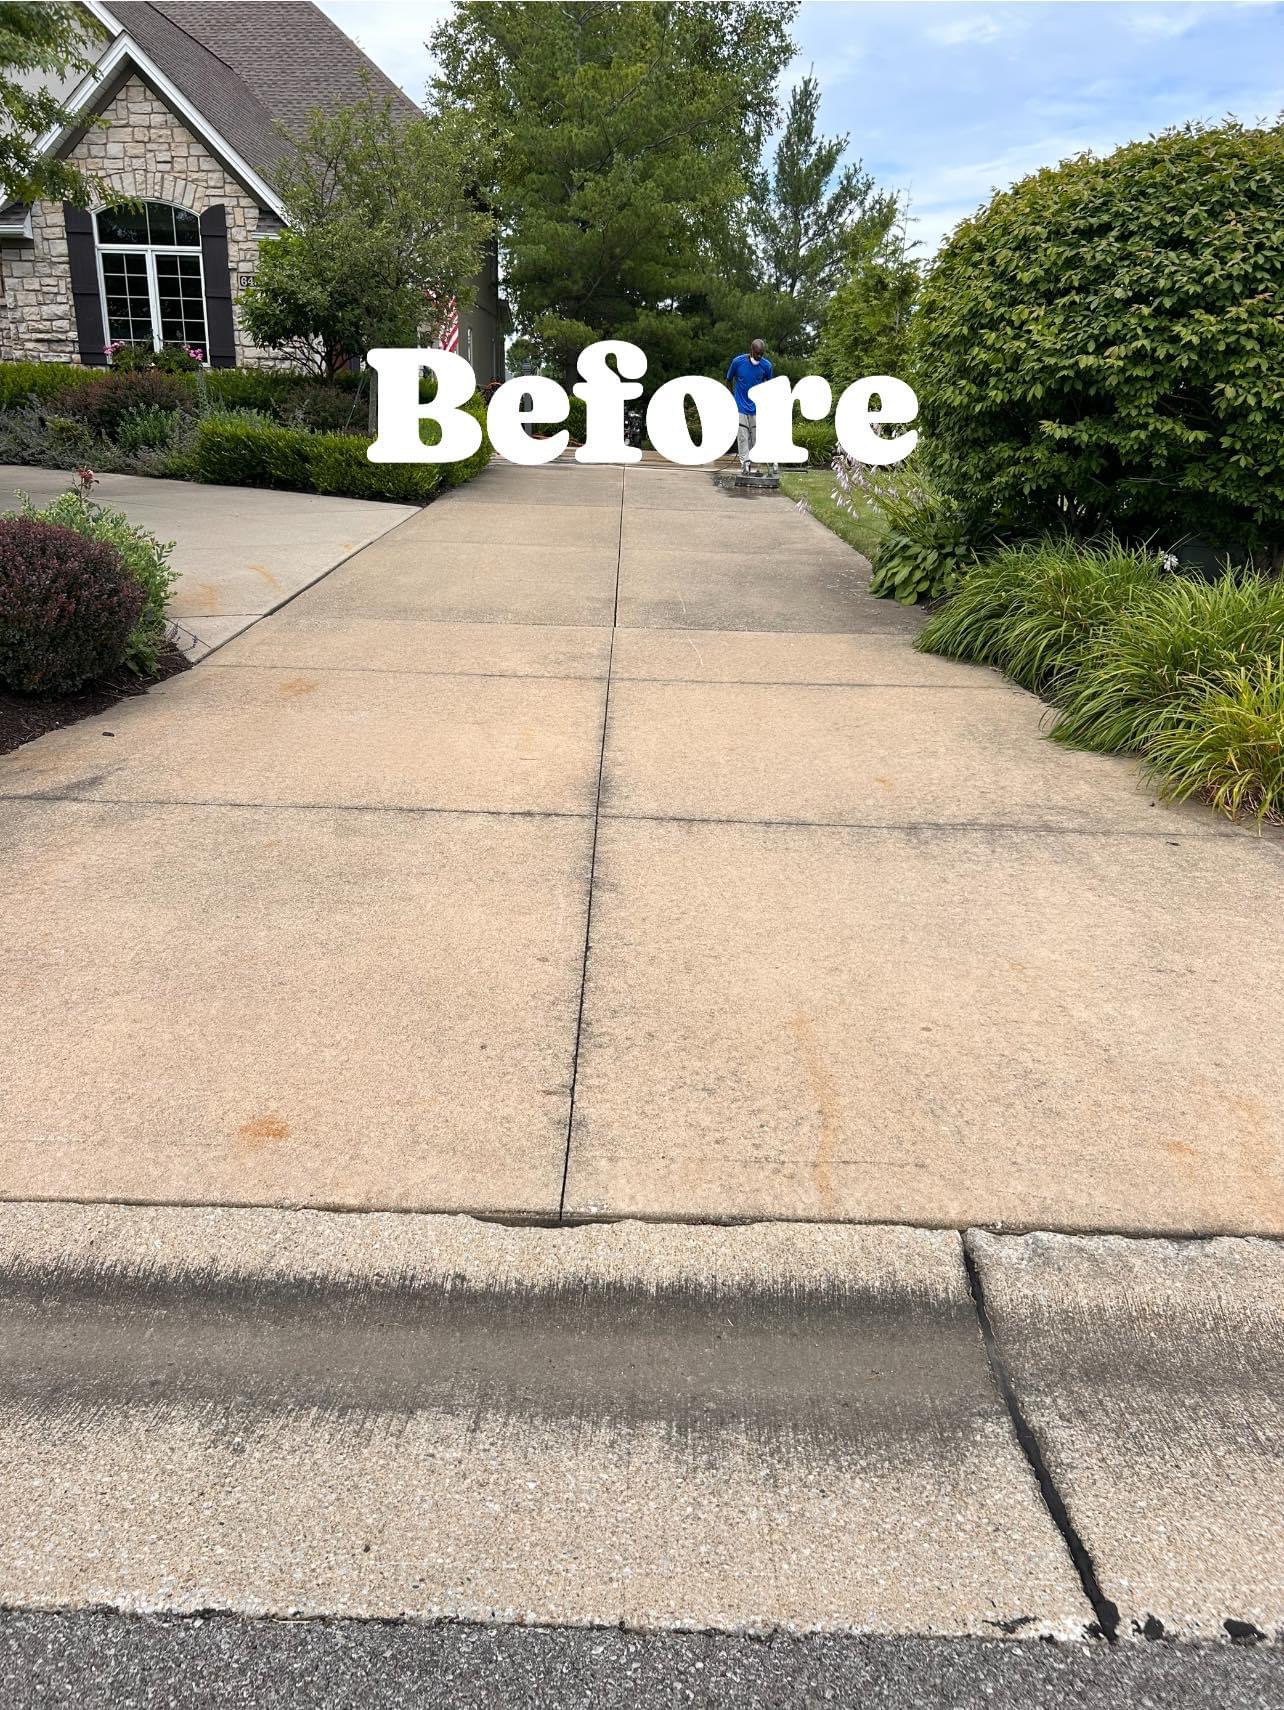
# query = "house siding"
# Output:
<box><xmin>0</xmin><ymin>75</ymin><xmax>276</xmax><ymax>367</ymax></box>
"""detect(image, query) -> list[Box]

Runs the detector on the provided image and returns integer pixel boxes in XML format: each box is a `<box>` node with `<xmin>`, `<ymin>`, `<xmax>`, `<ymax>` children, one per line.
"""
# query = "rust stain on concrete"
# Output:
<box><xmin>790</xmin><ymin>1011</ymin><xmax>839</xmax><ymax>1216</ymax></box>
<box><xmin>238</xmin><ymin>1115</ymin><xmax>290</xmax><ymax>1148</ymax></box>
<box><xmin>245</xmin><ymin>564</ymin><xmax>281</xmax><ymax>589</ymax></box>
<box><xmin>279</xmin><ymin>678</ymin><xmax>319</xmax><ymax>698</ymax></box>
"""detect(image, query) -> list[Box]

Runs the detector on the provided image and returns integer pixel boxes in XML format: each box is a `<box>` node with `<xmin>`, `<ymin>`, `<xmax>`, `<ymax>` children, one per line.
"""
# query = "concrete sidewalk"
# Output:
<box><xmin>0</xmin><ymin>457</ymin><xmax>1279</xmax><ymax>1234</ymax></box>
<box><xmin>0</xmin><ymin>465</ymin><xmax>415</xmax><ymax>659</ymax></box>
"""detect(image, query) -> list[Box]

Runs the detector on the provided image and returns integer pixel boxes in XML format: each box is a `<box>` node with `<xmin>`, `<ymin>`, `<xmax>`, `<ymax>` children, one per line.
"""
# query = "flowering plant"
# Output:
<box><xmin>831</xmin><ymin>452</ymin><xmax>983</xmax><ymax>606</ymax></box>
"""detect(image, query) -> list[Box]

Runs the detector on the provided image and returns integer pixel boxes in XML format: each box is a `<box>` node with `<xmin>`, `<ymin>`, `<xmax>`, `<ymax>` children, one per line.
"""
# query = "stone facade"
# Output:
<box><xmin>0</xmin><ymin>75</ymin><xmax>273</xmax><ymax>367</ymax></box>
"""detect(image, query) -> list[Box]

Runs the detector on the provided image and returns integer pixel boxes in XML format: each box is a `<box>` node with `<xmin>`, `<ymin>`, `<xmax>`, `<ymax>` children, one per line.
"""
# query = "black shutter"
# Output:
<box><xmin>198</xmin><ymin>204</ymin><xmax>237</xmax><ymax>368</ymax></box>
<box><xmin>62</xmin><ymin>204</ymin><xmax>107</xmax><ymax>365</ymax></box>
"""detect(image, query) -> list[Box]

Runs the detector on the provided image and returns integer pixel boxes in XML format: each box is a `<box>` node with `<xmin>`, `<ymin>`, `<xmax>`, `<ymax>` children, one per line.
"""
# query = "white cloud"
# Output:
<box><xmin>923</xmin><ymin>14</ymin><xmax>1003</xmax><ymax>48</ymax></box>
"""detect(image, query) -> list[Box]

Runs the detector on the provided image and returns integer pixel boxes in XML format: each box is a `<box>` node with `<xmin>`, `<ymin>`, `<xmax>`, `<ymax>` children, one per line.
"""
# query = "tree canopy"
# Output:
<box><xmin>0</xmin><ymin>1</ymin><xmax>97</xmax><ymax>206</ymax></box>
<box><xmin>432</xmin><ymin>0</ymin><xmax>798</xmax><ymax>384</ymax></box>
<box><xmin>240</xmin><ymin>87</ymin><xmax>492</xmax><ymax>378</ymax></box>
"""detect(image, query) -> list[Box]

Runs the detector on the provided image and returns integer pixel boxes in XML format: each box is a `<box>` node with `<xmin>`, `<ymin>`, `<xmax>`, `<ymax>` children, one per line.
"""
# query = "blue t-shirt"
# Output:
<box><xmin>726</xmin><ymin>352</ymin><xmax>773</xmax><ymax>414</ymax></box>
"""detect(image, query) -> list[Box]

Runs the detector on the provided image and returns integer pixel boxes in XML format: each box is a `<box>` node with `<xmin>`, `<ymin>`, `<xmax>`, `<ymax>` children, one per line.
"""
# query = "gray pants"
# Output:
<box><xmin>737</xmin><ymin>411</ymin><xmax>756</xmax><ymax>466</ymax></box>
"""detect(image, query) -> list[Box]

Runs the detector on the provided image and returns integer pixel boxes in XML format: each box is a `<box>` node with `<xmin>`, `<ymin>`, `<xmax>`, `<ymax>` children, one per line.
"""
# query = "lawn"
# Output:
<box><xmin>779</xmin><ymin>467</ymin><xmax>886</xmax><ymax>560</ymax></box>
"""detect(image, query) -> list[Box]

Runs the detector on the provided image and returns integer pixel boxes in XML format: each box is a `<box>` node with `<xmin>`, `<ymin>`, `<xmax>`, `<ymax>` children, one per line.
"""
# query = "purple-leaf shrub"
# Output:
<box><xmin>0</xmin><ymin>516</ymin><xmax>144</xmax><ymax>693</ymax></box>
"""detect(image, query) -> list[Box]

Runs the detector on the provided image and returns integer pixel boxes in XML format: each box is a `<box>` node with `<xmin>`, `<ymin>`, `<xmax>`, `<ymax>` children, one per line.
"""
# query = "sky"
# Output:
<box><xmin>318</xmin><ymin>0</ymin><xmax>1284</xmax><ymax>255</ymax></box>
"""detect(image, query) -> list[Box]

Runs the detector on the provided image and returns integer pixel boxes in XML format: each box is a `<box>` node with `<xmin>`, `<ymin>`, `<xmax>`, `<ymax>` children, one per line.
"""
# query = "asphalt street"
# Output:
<box><xmin>2</xmin><ymin>1611</ymin><xmax>1282</xmax><ymax>1710</ymax></box>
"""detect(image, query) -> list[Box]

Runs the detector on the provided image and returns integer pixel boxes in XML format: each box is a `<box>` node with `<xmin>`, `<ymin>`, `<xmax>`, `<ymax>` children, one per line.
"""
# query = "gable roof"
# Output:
<box><xmin>105</xmin><ymin>3</ymin><xmax>419</xmax><ymax>189</ymax></box>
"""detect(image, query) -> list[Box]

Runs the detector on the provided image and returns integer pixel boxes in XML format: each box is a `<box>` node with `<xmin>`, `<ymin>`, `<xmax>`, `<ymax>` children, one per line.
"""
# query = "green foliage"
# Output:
<box><xmin>913</xmin><ymin>120</ymin><xmax>1284</xmax><ymax>559</ymax></box>
<box><xmin>240</xmin><ymin>88</ymin><xmax>492</xmax><ymax>377</ymax></box>
<box><xmin>831</xmin><ymin>457</ymin><xmax>980</xmax><ymax>605</ymax></box>
<box><xmin>1052</xmin><ymin>573</ymin><xmax>1284</xmax><ymax>753</ymax></box>
<box><xmin>815</xmin><ymin>208</ymin><xmax>919</xmax><ymax>389</ymax></box>
<box><xmin>916</xmin><ymin>538</ymin><xmax>1162</xmax><ymax>693</ymax></box>
<box><xmin>779</xmin><ymin>467</ymin><xmax>885</xmax><ymax>560</ymax></box>
<box><xmin>189</xmin><ymin>415</ymin><xmax>490</xmax><ymax>505</ymax></box>
<box><xmin>433</xmin><ymin>0</ymin><xmax>797</xmax><ymax>383</ymax></box>
<box><xmin>14</xmin><ymin>490</ymin><xmax>177</xmax><ymax>676</ymax></box>
<box><xmin>0</xmin><ymin>514</ymin><xmax>142</xmax><ymax>692</ymax></box>
<box><xmin>0</xmin><ymin>362</ymin><xmax>95</xmax><ymax>409</ymax></box>
<box><xmin>1144</xmin><ymin>653</ymin><xmax>1284</xmax><ymax>823</ymax></box>
<box><xmin>0</xmin><ymin>2</ymin><xmax>98</xmax><ymax>206</ymax></box>
<box><xmin>748</xmin><ymin>72</ymin><xmax>888</xmax><ymax>355</ymax></box>
<box><xmin>792</xmin><ymin>418</ymin><xmax>837</xmax><ymax>467</ymax></box>
<box><xmin>55</xmin><ymin>370</ymin><xmax>194</xmax><ymax>438</ymax></box>
<box><xmin>115</xmin><ymin>405</ymin><xmax>181</xmax><ymax>457</ymax></box>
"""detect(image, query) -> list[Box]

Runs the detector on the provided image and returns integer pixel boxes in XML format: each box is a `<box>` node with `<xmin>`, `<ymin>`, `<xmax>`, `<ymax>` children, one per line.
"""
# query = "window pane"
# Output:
<box><xmin>145</xmin><ymin>202</ymin><xmax>176</xmax><ymax>246</ymax></box>
<box><xmin>173</xmin><ymin>207</ymin><xmax>200</xmax><ymax>246</ymax></box>
<box><xmin>154</xmin><ymin>253</ymin><xmax>207</xmax><ymax>351</ymax></box>
<box><xmin>101</xmin><ymin>250</ymin><xmax>153</xmax><ymax>346</ymax></box>
<box><xmin>96</xmin><ymin>204</ymin><xmax>148</xmax><ymax>245</ymax></box>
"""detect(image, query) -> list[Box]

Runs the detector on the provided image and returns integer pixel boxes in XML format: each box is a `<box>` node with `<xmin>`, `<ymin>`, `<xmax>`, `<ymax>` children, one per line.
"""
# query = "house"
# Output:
<box><xmin>0</xmin><ymin>1</ymin><xmax>505</xmax><ymax>381</ymax></box>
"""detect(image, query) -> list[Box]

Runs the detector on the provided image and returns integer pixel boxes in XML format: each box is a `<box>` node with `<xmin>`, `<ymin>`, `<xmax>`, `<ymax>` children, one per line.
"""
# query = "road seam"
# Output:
<box><xmin>961</xmin><ymin>1233</ymin><xmax>1121</xmax><ymax>1641</ymax></box>
<box><xmin>558</xmin><ymin>466</ymin><xmax>626</xmax><ymax>1219</ymax></box>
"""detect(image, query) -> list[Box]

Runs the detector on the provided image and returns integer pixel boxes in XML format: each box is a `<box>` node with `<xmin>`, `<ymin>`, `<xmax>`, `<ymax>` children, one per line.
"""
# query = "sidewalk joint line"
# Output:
<box><xmin>961</xmin><ymin>1237</ymin><xmax>1121</xmax><ymax>1642</ymax></box>
<box><xmin>558</xmin><ymin>465</ymin><xmax>625</xmax><ymax>1220</ymax></box>
<box><xmin>0</xmin><ymin>793</ymin><xmax>590</xmax><ymax>823</ymax></box>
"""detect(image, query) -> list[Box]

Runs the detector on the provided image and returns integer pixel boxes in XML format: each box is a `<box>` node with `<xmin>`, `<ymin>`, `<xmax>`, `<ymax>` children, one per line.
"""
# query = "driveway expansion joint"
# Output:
<box><xmin>961</xmin><ymin>1235</ymin><xmax>1120</xmax><ymax>1642</ymax></box>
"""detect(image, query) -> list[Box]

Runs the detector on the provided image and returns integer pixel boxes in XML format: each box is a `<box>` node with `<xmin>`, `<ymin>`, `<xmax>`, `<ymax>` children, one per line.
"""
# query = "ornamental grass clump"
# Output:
<box><xmin>1051</xmin><ymin>573</ymin><xmax>1284</xmax><ymax>753</ymax></box>
<box><xmin>0</xmin><ymin>516</ymin><xmax>143</xmax><ymax>693</ymax></box>
<box><xmin>1143</xmin><ymin>652</ymin><xmax>1284</xmax><ymax>824</ymax></box>
<box><xmin>916</xmin><ymin>537</ymin><xmax>1162</xmax><ymax>694</ymax></box>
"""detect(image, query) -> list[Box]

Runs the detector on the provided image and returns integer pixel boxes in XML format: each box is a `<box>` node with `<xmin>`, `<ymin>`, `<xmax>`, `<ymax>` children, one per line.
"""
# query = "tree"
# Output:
<box><xmin>432</xmin><ymin>1</ymin><xmax>797</xmax><ymax>386</ymax></box>
<box><xmin>748</xmin><ymin>72</ymin><xmax>883</xmax><ymax>351</ymax></box>
<box><xmin>913</xmin><ymin>120</ymin><xmax>1284</xmax><ymax>559</ymax></box>
<box><xmin>814</xmin><ymin>200</ymin><xmax>919</xmax><ymax>386</ymax></box>
<box><xmin>0</xmin><ymin>1</ymin><xmax>98</xmax><ymax>205</ymax></box>
<box><xmin>240</xmin><ymin>87</ymin><xmax>492</xmax><ymax>379</ymax></box>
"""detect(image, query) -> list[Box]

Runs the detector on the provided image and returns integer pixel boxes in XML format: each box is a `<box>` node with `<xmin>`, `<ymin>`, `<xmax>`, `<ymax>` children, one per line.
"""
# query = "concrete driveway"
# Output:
<box><xmin>0</xmin><ymin>465</ymin><xmax>415</xmax><ymax>659</ymax></box>
<box><xmin>0</xmin><ymin>457</ymin><xmax>1281</xmax><ymax>1234</ymax></box>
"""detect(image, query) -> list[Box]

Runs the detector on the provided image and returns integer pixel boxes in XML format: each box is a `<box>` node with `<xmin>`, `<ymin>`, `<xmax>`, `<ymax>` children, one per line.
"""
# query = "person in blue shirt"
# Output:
<box><xmin>725</xmin><ymin>339</ymin><xmax>776</xmax><ymax>476</ymax></box>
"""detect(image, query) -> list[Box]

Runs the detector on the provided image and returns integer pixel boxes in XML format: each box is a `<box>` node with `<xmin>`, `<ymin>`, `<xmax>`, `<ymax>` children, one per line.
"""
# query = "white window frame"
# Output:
<box><xmin>94</xmin><ymin>208</ymin><xmax>209</xmax><ymax>357</ymax></box>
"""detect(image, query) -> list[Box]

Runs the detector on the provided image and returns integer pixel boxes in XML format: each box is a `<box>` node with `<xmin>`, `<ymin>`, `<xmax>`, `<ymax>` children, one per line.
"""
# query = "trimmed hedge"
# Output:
<box><xmin>191</xmin><ymin>405</ymin><xmax>492</xmax><ymax>504</ymax></box>
<box><xmin>0</xmin><ymin>515</ymin><xmax>143</xmax><ymax>692</ymax></box>
<box><xmin>0</xmin><ymin>362</ymin><xmax>97</xmax><ymax>410</ymax></box>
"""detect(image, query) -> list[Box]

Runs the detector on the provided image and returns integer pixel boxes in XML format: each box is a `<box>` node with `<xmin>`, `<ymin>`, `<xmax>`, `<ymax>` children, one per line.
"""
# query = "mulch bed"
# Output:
<box><xmin>0</xmin><ymin>640</ymin><xmax>191</xmax><ymax>759</ymax></box>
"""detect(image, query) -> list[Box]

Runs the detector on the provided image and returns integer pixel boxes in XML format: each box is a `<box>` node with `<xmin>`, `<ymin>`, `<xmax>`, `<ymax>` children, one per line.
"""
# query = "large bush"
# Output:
<box><xmin>913</xmin><ymin>121</ymin><xmax>1284</xmax><ymax>561</ymax></box>
<box><xmin>11</xmin><ymin>492</ymin><xmax>177</xmax><ymax>677</ymax></box>
<box><xmin>0</xmin><ymin>516</ymin><xmax>143</xmax><ymax>693</ymax></box>
<box><xmin>55</xmin><ymin>370</ymin><xmax>195</xmax><ymax>438</ymax></box>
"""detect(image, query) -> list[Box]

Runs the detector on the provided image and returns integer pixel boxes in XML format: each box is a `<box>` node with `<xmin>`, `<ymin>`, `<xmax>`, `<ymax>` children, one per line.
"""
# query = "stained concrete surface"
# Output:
<box><xmin>0</xmin><ymin>465</ymin><xmax>414</xmax><ymax>658</ymax></box>
<box><xmin>1</xmin><ymin>455</ymin><xmax>1281</xmax><ymax>1230</ymax></box>
<box><xmin>967</xmin><ymin>1231</ymin><xmax>1284</xmax><ymax>1641</ymax></box>
<box><xmin>0</xmin><ymin>803</ymin><xmax>589</xmax><ymax>1213</ymax></box>
<box><xmin>0</xmin><ymin>1206</ymin><xmax>1085</xmax><ymax>1635</ymax></box>
<box><xmin>4</xmin><ymin>1613</ymin><xmax>1282</xmax><ymax>1710</ymax></box>
<box><xmin>564</xmin><ymin>820</ymin><xmax>1284</xmax><ymax>1234</ymax></box>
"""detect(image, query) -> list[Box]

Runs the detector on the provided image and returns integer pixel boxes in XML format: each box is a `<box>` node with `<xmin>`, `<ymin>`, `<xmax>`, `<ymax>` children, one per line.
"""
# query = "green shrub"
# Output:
<box><xmin>190</xmin><ymin>417</ymin><xmax>470</xmax><ymax>503</ymax></box>
<box><xmin>916</xmin><ymin>537</ymin><xmax>1162</xmax><ymax>693</ymax></box>
<box><xmin>849</xmin><ymin>462</ymin><xmax>982</xmax><ymax>605</ymax></box>
<box><xmin>0</xmin><ymin>515</ymin><xmax>143</xmax><ymax>692</ymax></box>
<box><xmin>0</xmin><ymin>362</ymin><xmax>96</xmax><ymax>410</ymax></box>
<box><xmin>1143</xmin><ymin>653</ymin><xmax>1284</xmax><ymax>823</ymax></box>
<box><xmin>11</xmin><ymin>491</ymin><xmax>177</xmax><ymax>677</ymax></box>
<box><xmin>116</xmin><ymin>405</ymin><xmax>181</xmax><ymax>457</ymax></box>
<box><xmin>306</xmin><ymin>431</ymin><xmax>443</xmax><ymax>503</ymax></box>
<box><xmin>913</xmin><ymin>120</ymin><xmax>1284</xmax><ymax>560</ymax></box>
<box><xmin>191</xmin><ymin>419</ymin><xmax>313</xmax><ymax>491</ymax></box>
<box><xmin>792</xmin><ymin>418</ymin><xmax>837</xmax><ymax>468</ymax></box>
<box><xmin>1052</xmin><ymin>574</ymin><xmax>1284</xmax><ymax>753</ymax></box>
